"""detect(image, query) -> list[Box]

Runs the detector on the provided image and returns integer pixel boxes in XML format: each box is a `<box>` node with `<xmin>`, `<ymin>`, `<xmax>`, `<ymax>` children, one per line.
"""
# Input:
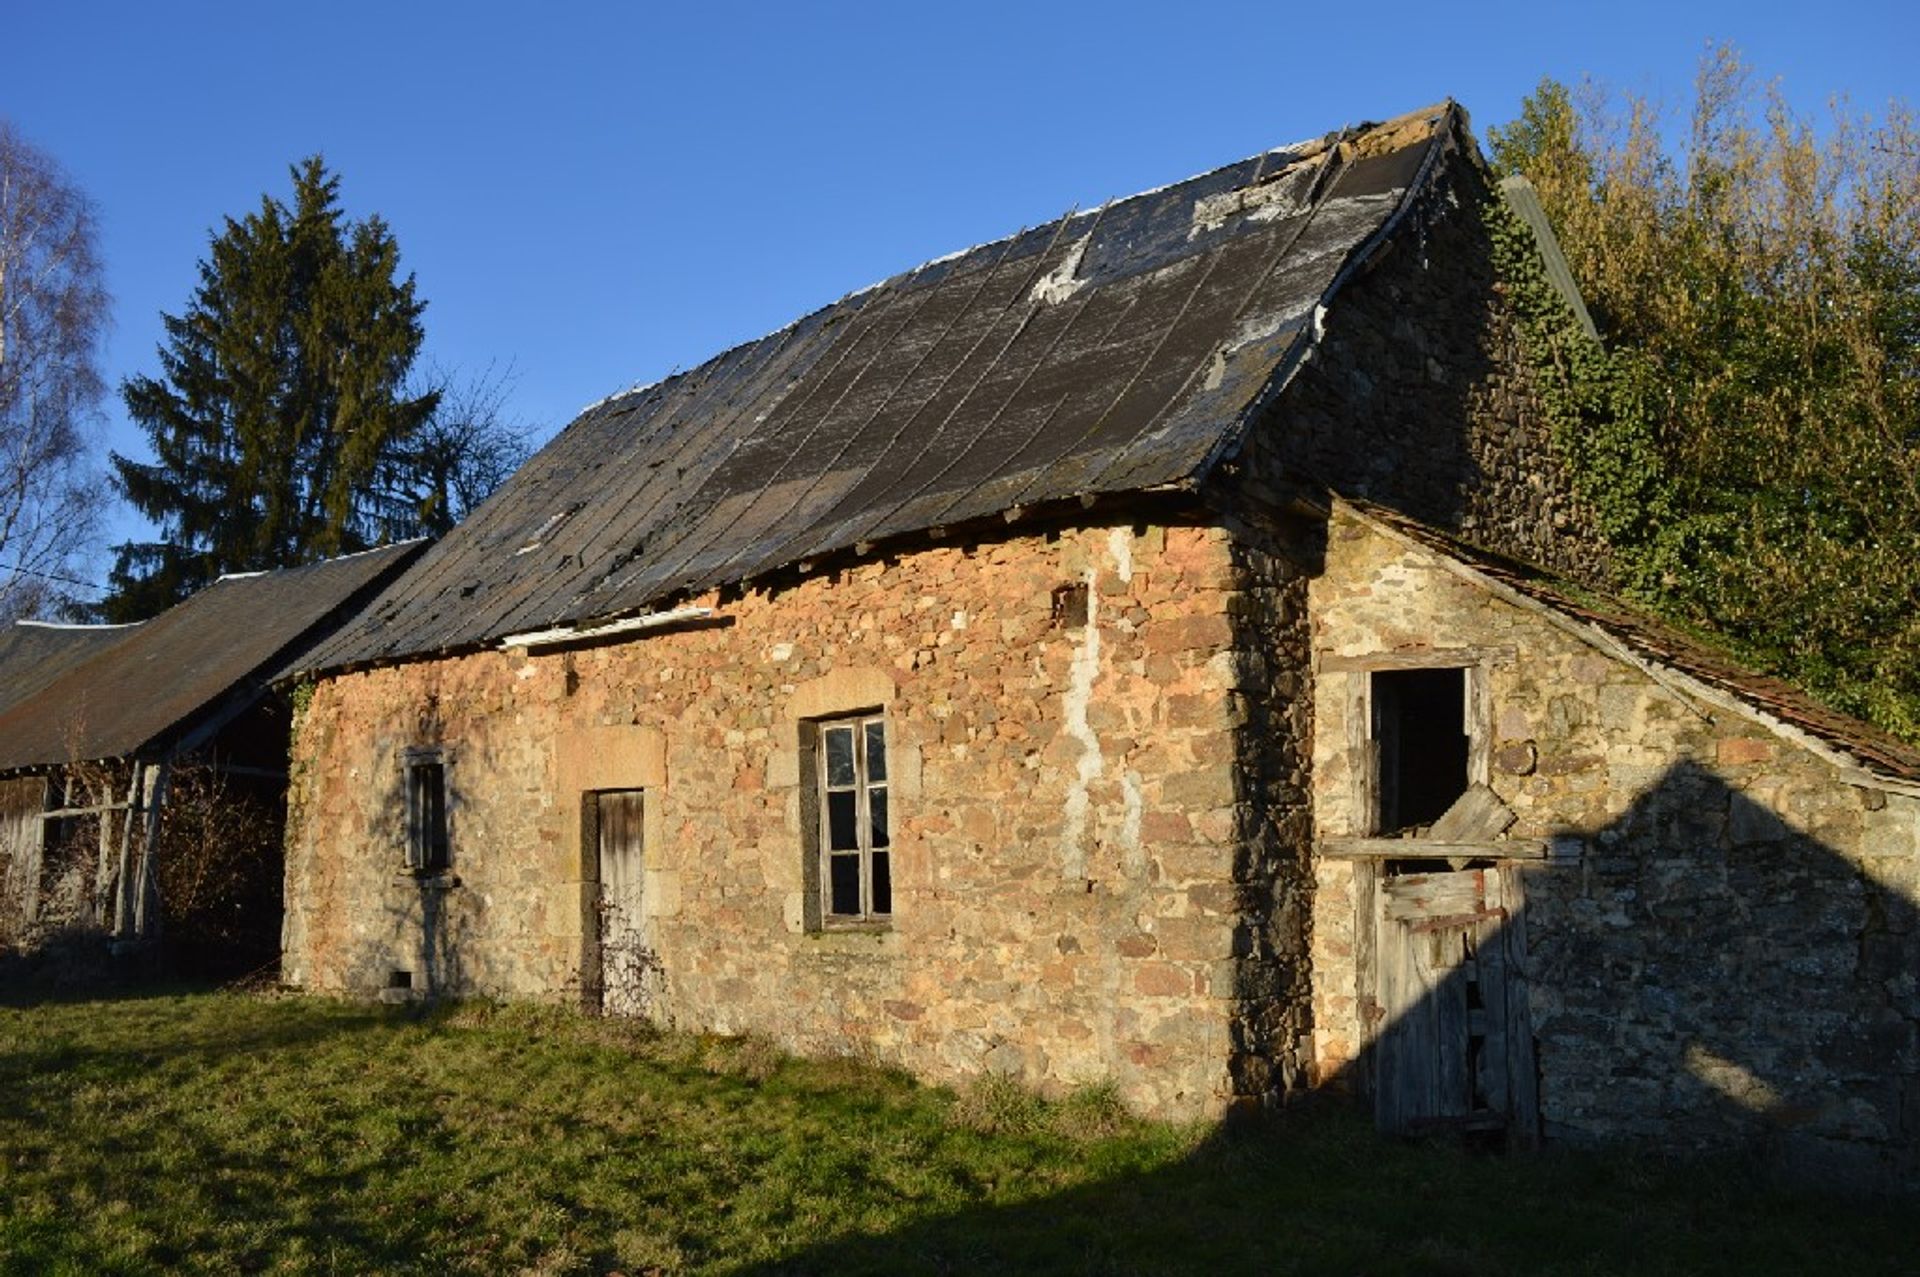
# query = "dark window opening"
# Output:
<box><xmin>1372</xmin><ymin>667</ymin><xmax>1469</xmax><ymax>835</ymax></box>
<box><xmin>407</xmin><ymin>757</ymin><xmax>450</xmax><ymax>872</ymax></box>
<box><xmin>1051</xmin><ymin>582</ymin><xmax>1090</xmax><ymax>629</ymax></box>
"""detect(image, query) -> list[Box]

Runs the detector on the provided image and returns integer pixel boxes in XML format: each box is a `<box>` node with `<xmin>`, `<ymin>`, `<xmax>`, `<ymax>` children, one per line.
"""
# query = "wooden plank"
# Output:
<box><xmin>1352</xmin><ymin>859</ymin><xmax>1378</xmax><ymax>1100</ymax></box>
<box><xmin>1319</xmin><ymin>646</ymin><xmax>1516</xmax><ymax>673</ymax></box>
<box><xmin>1319</xmin><ymin>836</ymin><xmax>1550</xmax><ymax>861</ymax></box>
<box><xmin>1466</xmin><ymin>664</ymin><xmax>1492</xmax><ymax>787</ymax></box>
<box><xmin>1427</xmin><ymin>927</ymin><xmax>1471</xmax><ymax>1116</ymax></box>
<box><xmin>38</xmin><ymin>802</ymin><xmax>133</xmax><ymax>820</ymax></box>
<box><xmin>1501</xmin><ymin>865</ymin><xmax>1541</xmax><ymax>1149</ymax></box>
<box><xmin>1377</xmin><ymin>893</ymin><xmax>1433</xmax><ymax>1132</ymax></box>
<box><xmin>1</xmin><ymin>777</ymin><xmax>48</xmax><ymax>925</ymax></box>
<box><xmin>596</xmin><ymin>790</ymin><xmax>649</xmax><ymax>1018</ymax></box>
<box><xmin>130</xmin><ymin>762</ymin><xmax>170</xmax><ymax>940</ymax></box>
<box><xmin>1427</xmin><ymin>783</ymin><xmax>1516</xmax><ymax>842</ymax></box>
<box><xmin>1343</xmin><ymin>672</ymin><xmax>1377</xmax><ymax>835</ymax></box>
<box><xmin>1382</xmin><ymin>869</ymin><xmax>1485</xmax><ymax>921</ymax></box>
<box><xmin>110</xmin><ymin>764</ymin><xmax>143</xmax><ymax>937</ymax></box>
<box><xmin>1473</xmin><ymin>907</ymin><xmax>1509</xmax><ymax>1116</ymax></box>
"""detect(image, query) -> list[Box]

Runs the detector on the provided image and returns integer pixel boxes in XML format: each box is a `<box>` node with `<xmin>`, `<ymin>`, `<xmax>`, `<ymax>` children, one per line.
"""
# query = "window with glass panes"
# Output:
<box><xmin>816</xmin><ymin>714</ymin><xmax>890</xmax><ymax>921</ymax></box>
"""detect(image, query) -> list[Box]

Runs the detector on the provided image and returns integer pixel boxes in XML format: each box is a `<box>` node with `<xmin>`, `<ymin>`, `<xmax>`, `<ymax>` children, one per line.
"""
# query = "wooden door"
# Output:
<box><xmin>594</xmin><ymin>791</ymin><xmax>652</xmax><ymax>1017</ymax></box>
<box><xmin>1373</xmin><ymin>866</ymin><xmax>1538</xmax><ymax>1143</ymax></box>
<box><xmin>0</xmin><ymin>777</ymin><xmax>48</xmax><ymax>926</ymax></box>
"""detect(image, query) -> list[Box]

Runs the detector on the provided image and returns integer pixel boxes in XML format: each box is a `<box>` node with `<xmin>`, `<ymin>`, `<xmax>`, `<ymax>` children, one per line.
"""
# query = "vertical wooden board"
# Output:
<box><xmin>1424</xmin><ymin>928</ymin><xmax>1471</xmax><ymax>1116</ymax></box>
<box><xmin>0</xmin><ymin>777</ymin><xmax>48</xmax><ymax>925</ymax></box>
<box><xmin>1378</xmin><ymin>900</ymin><xmax>1450</xmax><ymax>1131</ymax></box>
<box><xmin>1375</xmin><ymin>906</ymin><xmax>1413</xmax><ymax>1131</ymax></box>
<box><xmin>1501</xmin><ymin>866</ymin><xmax>1541</xmax><ymax>1148</ymax></box>
<box><xmin>1473</xmin><ymin>909</ymin><xmax>1509</xmax><ymax>1115</ymax></box>
<box><xmin>1344</xmin><ymin>672</ymin><xmax>1377</xmax><ymax>835</ymax></box>
<box><xmin>1465</xmin><ymin>664</ymin><xmax>1491</xmax><ymax>786</ymax></box>
<box><xmin>1353</xmin><ymin>859</ymin><xmax>1378</xmax><ymax>1099</ymax></box>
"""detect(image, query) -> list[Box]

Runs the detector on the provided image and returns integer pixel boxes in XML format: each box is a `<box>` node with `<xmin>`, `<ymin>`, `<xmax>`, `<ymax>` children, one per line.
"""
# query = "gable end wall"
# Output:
<box><xmin>1309</xmin><ymin>511</ymin><xmax>1920</xmax><ymax>1187</ymax></box>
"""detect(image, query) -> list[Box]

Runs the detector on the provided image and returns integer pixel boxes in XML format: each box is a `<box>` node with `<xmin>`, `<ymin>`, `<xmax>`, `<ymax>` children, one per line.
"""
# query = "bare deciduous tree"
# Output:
<box><xmin>369</xmin><ymin>360</ymin><xmax>536</xmax><ymax>539</ymax></box>
<box><xmin>0</xmin><ymin>120</ymin><xmax>108</xmax><ymax>621</ymax></box>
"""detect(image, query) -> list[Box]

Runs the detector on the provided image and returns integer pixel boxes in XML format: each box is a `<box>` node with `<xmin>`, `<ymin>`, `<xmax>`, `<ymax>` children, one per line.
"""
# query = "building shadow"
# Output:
<box><xmin>736</xmin><ymin>761</ymin><xmax>1916</xmax><ymax>1273</ymax></box>
<box><xmin>1328</xmin><ymin>759</ymin><xmax>1916</xmax><ymax>1192</ymax></box>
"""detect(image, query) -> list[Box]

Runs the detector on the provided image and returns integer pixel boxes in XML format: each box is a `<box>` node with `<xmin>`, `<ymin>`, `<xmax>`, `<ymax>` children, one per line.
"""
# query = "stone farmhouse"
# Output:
<box><xmin>0</xmin><ymin>545</ymin><xmax>418</xmax><ymax>972</ymax></box>
<box><xmin>278</xmin><ymin>103</ymin><xmax>1920</xmax><ymax>1185</ymax></box>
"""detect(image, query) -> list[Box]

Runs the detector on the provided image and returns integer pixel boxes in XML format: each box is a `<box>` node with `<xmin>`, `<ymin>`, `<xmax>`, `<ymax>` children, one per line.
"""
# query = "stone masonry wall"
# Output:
<box><xmin>1218</xmin><ymin>536</ymin><xmax>1317</xmax><ymax>1106</ymax></box>
<box><xmin>1307</xmin><ymin>509</ymin><xmax>1920</xmax><ymax>1186</ymax></box>
<box><xmin>285</xmin><ymin>520</ymin><xmax>1272</xmax><ymax>1119</ymax></box>
<box><xmin>1248</xmin><ymin>144</ymin><xmax>1601</xmax><ymax>585</ymax></box>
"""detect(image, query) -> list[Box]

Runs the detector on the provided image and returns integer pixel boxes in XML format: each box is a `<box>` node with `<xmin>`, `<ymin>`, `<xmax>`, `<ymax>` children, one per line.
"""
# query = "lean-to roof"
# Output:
<box><xmin>1348</xmin><ymin>502</ymin><xmax>1920</xmax><ymax>787</ymax></box>
<box><xmin>0</xmin><ymin>621</ymin><xmax>142</xmax><ymax>720</ymax></box>
<box><xmin>0</xmin><ymin>543</ymin><xmax>421</xmax><ymax>770</ymax></box>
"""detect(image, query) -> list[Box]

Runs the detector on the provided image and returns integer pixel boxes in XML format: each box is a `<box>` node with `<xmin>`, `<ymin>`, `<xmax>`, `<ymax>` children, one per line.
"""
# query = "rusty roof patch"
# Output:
<box><xmin>0</xmin><ymin>543</ymin><xmax>423</xmax><ymax>771</ymax></box>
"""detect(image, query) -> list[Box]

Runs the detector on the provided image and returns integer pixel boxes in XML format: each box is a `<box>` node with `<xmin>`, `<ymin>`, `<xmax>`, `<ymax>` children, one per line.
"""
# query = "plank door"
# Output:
<box><xmin>594</xmin><ymin>791</ymin><xmax>651</xmax><ymax>1017</ymax></box>
<box><xmin>1373</xmin><ymin>866</ymin><xmax>1538</xmax><ymax>1143</ymax></box>
<box><xmin>0</xmin><ymin>777</ymin><xmax>48</xmax><ymax>926</ymax></box>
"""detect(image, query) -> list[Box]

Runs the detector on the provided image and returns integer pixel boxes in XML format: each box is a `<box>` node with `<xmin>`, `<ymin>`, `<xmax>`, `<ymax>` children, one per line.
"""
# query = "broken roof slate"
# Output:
<box><xmin>297</xmin><ymin>105</ymin><xmax>1459</xmax><ymax>673</ymax></box>
<box><xmin>0</xmin><ymin>543</ymin><xmax>422</xmax><ymax>771</ymax></box>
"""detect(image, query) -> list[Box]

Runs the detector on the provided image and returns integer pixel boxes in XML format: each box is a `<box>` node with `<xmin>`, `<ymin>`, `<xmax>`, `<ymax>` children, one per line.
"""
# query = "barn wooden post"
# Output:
<box><xmin>130</xmin><ymin>761</ymin><xmax>170</xmax><ymax>940</ymax></box>
<box><xmin>110</xmin><ymin>762</ymin><xmax>144</xmax><ymax>937</ymax></box>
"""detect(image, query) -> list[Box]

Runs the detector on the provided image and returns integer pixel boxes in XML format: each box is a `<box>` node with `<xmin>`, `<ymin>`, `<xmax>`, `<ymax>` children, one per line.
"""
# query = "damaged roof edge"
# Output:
<box><xmin>295</xmin><ymin>103</ymin><xmax>1460</xmax><ymax>674</ymax></box>
<box><xmin>1190</xmin><ymin>101</ymin><xmax>1466</xmax><ymax>488</ymax></box>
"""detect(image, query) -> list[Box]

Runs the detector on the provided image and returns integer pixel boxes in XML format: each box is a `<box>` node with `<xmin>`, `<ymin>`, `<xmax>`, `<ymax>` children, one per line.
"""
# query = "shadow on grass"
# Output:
<box><xmin>0</xmin><ymin>945</ymin><xmax>220</xmax><ymax>1009</ymax></box>
<box><xmin>730</xmin><ymin>1103</ymin><xmax>1911</xmax><ymax>1277</ymax></box>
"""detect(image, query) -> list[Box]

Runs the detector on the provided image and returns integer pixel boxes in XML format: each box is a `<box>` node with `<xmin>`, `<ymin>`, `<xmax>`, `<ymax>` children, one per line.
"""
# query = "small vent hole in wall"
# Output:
<box><xmin>388</xmin><ymin>969</ymin><xmax>413</xmax><ymax>990</ymax></box>
<box><xmin>1051</xmin><ymin>582</ymin><xmax>1090</xmax><ymax>629</ymax></box>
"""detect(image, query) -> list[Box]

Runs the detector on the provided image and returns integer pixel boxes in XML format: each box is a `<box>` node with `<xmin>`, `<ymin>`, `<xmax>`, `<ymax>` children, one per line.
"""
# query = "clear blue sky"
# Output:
<box><xmin>6</xmin><ymin>1</ymin><xmax>1915</xmax><ymax>591</ymax></box>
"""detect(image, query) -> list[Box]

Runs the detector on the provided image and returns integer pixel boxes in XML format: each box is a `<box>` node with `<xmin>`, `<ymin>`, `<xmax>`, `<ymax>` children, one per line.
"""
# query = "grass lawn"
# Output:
<box><xmin>0</xmin><ymin>989</ymin><xmax>1908</xmax><ymax>1275</ymax></box>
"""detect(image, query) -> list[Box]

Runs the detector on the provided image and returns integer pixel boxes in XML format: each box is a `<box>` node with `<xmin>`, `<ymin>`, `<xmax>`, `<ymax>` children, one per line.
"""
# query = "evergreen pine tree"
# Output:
<box><xmin>105</xmin><ymin>158</ymin><xmax>439</xmax><ymax>620</ymax></box>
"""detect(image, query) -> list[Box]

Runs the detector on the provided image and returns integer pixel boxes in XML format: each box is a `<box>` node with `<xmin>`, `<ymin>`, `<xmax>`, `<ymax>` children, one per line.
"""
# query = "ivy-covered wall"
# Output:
<box><xmin>1230</xmin><ymin>139</ymin><xmax>1604</xmax><ymax>585</ymax></box>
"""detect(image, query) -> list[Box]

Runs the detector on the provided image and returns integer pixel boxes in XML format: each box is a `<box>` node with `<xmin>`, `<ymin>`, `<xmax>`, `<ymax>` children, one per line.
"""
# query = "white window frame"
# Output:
<box><xmin>813</xmin><ymin>713</ymin><xmax>891</xmax><ymax>925</ymax></box>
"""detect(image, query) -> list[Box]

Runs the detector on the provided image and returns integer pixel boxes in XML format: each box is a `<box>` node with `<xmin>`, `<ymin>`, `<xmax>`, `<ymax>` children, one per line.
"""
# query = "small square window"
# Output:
<box><xmin>405</xmin><ymin>751</ymin><xmax>450</xmax><ymax>872</ymax></box>
<box><xmin>811</xmin><ymin>714</ymin><xmax>890</xmax><ymax>923</ymax></box>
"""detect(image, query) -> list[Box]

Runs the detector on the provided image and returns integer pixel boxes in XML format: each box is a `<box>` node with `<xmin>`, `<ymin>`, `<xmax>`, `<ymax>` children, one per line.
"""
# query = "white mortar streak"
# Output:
<box><xmin>1107</xmin><ymin>526</ymin><xmax>1134</xmax><ymax>583</ymax></box>
<box><xmin>1061</xmin><ymin>565</ymin><xmax>1104</xmax><ymax>880</ymax></box>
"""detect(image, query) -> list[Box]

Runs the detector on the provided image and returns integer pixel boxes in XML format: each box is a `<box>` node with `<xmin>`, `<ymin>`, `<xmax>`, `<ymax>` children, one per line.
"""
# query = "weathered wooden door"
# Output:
<box><xmin>0</xmin><ymin>777</ymin><xmax>48</xmax><ymax>926</ymax></box>
<box><xmin>594</xmin><ymin>791</ymin><xmax>652</xmax><ymax>1017</ymax></box>
<box><xmin>1373</xmin><ymin>866</ymin><xmax>1538</xmax><ymax>1143</ymax></box>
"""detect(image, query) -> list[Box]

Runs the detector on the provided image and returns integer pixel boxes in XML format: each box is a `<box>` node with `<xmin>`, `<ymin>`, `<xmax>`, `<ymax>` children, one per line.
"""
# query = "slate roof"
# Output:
<box><xmin>298</xmin><ymin>104</ymin><xmax>1464</xmax><ymax>672</ymax></box>
<box><xmin>1352</xmin><ymin>502</ymin><xmax>1920</xmax><ymax>785</ymax></box>
<box><xmin>0</xmin><ymin>621</ymin><xmax>141</xmax><ymax>720</ymax></box>
<box><xmin>0</xmin><ymin>543</ymin><xmax>421</xmax><ymax>771</ymax></box>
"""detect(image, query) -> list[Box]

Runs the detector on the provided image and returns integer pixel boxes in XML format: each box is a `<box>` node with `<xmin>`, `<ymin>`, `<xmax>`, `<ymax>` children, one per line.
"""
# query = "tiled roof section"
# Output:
<box><xmin>300</xmin><ymin>104</ymin><xmax>1462</xmax><ymax>672</ymax></box>
<box><xmin>0</xmin><ymin>621</ymin><xmax>142</xmax><ymax>719</ymax></box>
<box><xmin>1359</xmin><ymin>503</ymin><xmax>1920</xmax><ymax>784</ymax></box>
<box><xmin>0</xmin><ymin>543</ymin><xmax>422</xmax><ymax>770</ymax></box>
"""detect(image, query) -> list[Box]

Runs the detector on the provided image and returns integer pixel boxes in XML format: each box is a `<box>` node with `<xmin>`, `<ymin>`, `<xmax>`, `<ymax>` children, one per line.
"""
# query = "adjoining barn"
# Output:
<box><xmin>275</xmin><ymin>103</ymin><xmax>1918</xmax><ymax>1186</ymax></box>
<box><xmin>0</xmin><ymin>545</ymin><xmax>419</xmax><ymax>976</ymax></box>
